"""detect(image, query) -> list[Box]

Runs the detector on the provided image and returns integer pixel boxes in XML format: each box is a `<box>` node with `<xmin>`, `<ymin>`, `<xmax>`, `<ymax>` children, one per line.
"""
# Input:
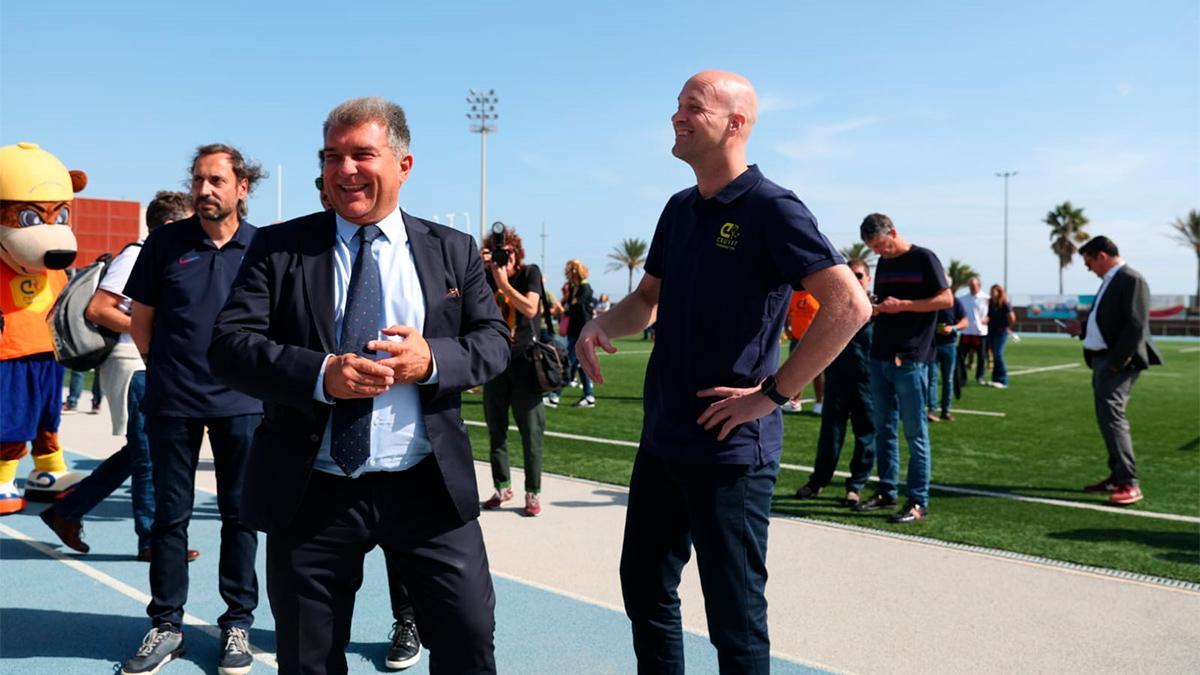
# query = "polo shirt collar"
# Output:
<box><xmin>334</xmin><ymin>207</ymin><xmax>407</xmax><ymax>247</ymax></box>
<box><xmin>193</xmin><ymin>216</ymin><xmax>255</xmax><ymax>249</ymax></box>
<box><xmin>708</xmin><ymin>164</ymin><xmax>763</xmax><ymax>204</ymax></box>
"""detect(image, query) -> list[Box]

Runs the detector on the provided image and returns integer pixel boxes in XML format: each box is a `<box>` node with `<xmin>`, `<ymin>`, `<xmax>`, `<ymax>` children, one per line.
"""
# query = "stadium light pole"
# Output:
<box><xmin>995</xmin><ymin>171</ymin><xmax>1017</xmax><ymax>290</ymax></box>
<box><xmin>467</xmin><ymin>89</ymin><xmax>498</xmax><ymax>246</ymax></box>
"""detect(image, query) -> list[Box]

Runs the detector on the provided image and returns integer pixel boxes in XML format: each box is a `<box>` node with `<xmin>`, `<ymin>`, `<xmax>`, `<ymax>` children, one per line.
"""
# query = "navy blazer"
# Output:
<box><xmin>209</xmin><ymin>209</ymin><xmax>510</xmax><ymax>534</ymax></box>
<box><xmin>1081</xmin><ymin>264</ymin><xmax>1163</xmax><ymax>371</ymax></box>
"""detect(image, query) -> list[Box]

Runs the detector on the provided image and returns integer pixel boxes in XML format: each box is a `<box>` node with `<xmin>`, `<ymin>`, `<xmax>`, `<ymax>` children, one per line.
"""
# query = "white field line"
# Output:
<box><xmin>598</xmin><ymin>349</ymin><xmax>654</xmax><ymax>356</ymax></box>
<box><xmin>944</xmin><ymin>408</ymin><xmax>1006</xmax><ymax>417</ymax></box>
<box><xmin>1007</xmin><ymin>363</ymin><xmax>1080</xmax><ymax>376</ymax></box>
<box><xmin>467</xmin><ymin>421</ymin><xmax>1198</xmax><ymax>524</ymax></box>
<box><xmin>777</xmin><ymin>462</ymin><xmax>1200</xmax><ymax>524</ymax></box>
<box><xmin>1179</xmin><ymin>346</ymin><xmax>1200</xmax><ymax>353</ymax></box>
<box><xmin>0</xmin><ymin>521</ymin><xmax>280</xmax><ymax>670</ymax></box>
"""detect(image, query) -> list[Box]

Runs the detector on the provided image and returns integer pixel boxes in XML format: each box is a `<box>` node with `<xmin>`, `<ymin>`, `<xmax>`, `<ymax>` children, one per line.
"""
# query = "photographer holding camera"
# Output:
<box><xmin>480</xmin><ymin>223</ymin><xmax>548</xmax><ymax>517</ymax></box>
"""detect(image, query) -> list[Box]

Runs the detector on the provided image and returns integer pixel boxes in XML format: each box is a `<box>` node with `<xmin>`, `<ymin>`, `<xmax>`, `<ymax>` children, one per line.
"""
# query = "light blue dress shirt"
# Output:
<box><xmin>311</xmin><ymin>208</ymin><xmax>437</xmax><ymax>477</ymax></box>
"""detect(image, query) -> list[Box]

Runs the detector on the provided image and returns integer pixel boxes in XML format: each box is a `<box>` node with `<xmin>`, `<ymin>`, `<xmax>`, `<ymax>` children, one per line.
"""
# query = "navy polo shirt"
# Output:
<box><xmin>641</xmin><ymin>165</ymin><xmax>843</xmax><ymax>465</ymax></box>
<box><xmin>124</xmin><ymin>215</ymin><xmax>263</xmax><ymax>418</ymax></box>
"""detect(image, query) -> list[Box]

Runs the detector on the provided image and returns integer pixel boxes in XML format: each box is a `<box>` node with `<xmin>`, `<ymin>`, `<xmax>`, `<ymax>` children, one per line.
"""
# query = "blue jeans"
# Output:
<box><xmin>989</xmin><ymin>331</ymin><xmax>1009</xmax><ymax>384</ymax></box>
<box><xmin>146</xmin><ymin>413</ymin><xmax>261</xmax><ymax>630</ymax></box>
<box><xmin>56</xmin><ymin>371</ymin><xmax>154</xmax><ymax>550</ymax></box>
<box><xmin>566</xmin><ymin>335</ymin><xmax>593</xmax><ymax>398</ymax></box>
<box><xmin>809</xmin><ymin>372</ymin><xmax>875</xmax><ymax>493</ymax></box>
<box><xmin>621</xmin><ymin>452</ymin><xmax>777</xmax><ymax>675</ymax></box>
<box><xmin>65</xmin><ymin>369</ymin><xmax>102</xmax><ymax>409</ymax></box>
<box><xmin>869</xmin><ymin>359</ymin><xmax>932</xmax><ymax>506</ymax></box>
<box><xmin>926</xmin><ymin>342</ymin><xmax>957</xmax><ymax>413</ymax></box>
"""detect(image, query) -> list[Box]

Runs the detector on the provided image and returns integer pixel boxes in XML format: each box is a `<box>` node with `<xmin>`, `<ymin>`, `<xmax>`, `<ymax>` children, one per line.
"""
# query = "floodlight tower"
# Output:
<box><xmin>995</xmin><ymin>171</ymin><xmax>1018</xmax><ymax>290</ymax></box>
<box><xmin>467</xmin><ymin>89</ymin><xmax>499</xmax><ymax>245</ymax></box>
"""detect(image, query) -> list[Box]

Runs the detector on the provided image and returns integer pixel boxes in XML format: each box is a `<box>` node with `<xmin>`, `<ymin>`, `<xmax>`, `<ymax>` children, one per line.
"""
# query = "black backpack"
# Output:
<box><xmin>48</xmin><ymin>244</ymin><xmax>138</xmax><ymax>370</ymax></box>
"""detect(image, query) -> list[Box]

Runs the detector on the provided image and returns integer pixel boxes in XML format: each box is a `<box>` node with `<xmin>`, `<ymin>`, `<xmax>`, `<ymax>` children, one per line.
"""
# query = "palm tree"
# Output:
<box><xmin>1167</xmin><ymin>209</ymin><xmax>1200</xmax><ymax>312</ymax></box>
<box><xmin>1044</xmin><ymin>201</ymin><xmax>1090</xmax><ymax>294</ymax></box>
<box><xmin>606</xmin><ymin>237</ymin><xmax>649</xmax><ymax>295</ymax></box>
<box><xmin>947</xmin><ymin>259</ymin><xmax>978</xmax><ymax>294</ymax></box>
<box><xmin>839</xmin><ymin>242</ymin><xmax>877</xmax><ymax>267</ymax></box>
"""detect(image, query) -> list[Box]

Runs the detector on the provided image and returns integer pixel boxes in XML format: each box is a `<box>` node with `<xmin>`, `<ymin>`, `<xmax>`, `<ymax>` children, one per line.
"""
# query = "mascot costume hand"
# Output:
<box><xmin>0</xmin><ymin>142</ymin><xmax>86</xmax><ymax>515</ymax></box>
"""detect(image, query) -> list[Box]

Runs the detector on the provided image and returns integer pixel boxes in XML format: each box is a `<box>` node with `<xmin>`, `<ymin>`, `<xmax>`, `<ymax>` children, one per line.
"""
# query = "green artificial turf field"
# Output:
<box><xmin>463</xmin><ymin>335</ymin><xmax>1200</xmax><ymax>583</ymax></box>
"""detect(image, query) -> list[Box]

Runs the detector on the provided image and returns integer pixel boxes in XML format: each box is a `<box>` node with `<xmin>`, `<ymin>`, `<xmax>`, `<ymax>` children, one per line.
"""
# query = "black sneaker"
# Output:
<box><xmin>889</xmin><ymin>501</ymin><xmax>928</xmax><ymax>523</ymax></box>
<box><xmin>852</xmin><ymin>493</ymin><xmax>897</xmax><ymax>512</ymax></box>
<box><xmin>386</xmin><ymin>617</ymin><xmax>421</xmax><ymax>670</ymax></box>
<box><xmin>122</xmin><ymin>626</ymin><xmax>184</xmax><ymax>675</ymax></box>
<box><xmin>794</xmin><ymin>484</ymin><xmax>821</xmax><ymax>499</ymax></box>
<box><xmin>219</xmin><ymin>626</ymin><xmax>253</xmax><ymax>675</ymax></box>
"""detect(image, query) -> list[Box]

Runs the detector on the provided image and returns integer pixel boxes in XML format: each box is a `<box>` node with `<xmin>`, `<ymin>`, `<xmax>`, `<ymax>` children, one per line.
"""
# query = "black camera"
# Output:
<box><xmin>489</xmin><ymin>221</ymin><xmax>509</xmax><ymax>267</ymax></box>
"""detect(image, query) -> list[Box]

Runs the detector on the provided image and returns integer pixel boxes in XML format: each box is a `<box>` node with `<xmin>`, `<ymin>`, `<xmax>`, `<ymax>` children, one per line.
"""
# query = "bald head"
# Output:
<box><xmin>688</xmin><ymin>70</ymin><xmax>758</xmax><ymax>131</ymax></box>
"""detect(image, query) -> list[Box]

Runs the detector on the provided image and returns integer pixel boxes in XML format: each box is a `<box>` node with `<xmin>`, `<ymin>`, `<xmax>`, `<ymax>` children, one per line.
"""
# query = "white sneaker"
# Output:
<box><xmin>780</xmin><ymin>400</ymin><xmax>803</xmax><ymax>413</ymax></box>
<box><xmin>811</xmin><ymin>402</ymin><xmax>824</xmax><ymax>415</ymax></box>
<box><xmin>542</xmin><ymin>396</ymin><xmax>559</xmax><ymax>409</ymax></box>
<box><xmin>573</xmin><ymin>396</ymin><xmax>596</xmax><ymax>408</ymax></box>
<box><xmin>991</xmin><ymin>382</ymin><xmax>1008</xmax><ymax>389</ymax></box>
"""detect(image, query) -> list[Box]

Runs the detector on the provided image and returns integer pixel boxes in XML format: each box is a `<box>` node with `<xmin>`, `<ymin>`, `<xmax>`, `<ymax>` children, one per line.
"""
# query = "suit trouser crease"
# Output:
<box><xmin>147</xmin><ymin>413</ymin><xmax>260</xmax><ymax>630</ymax></box>
<box><xmin>268</xmin><ymin>466</ymin><xmax>496</xmax><ymax>675</ymax></box>
<box><xmin>620</xmin><ymin>451</ymin><xmax>776</xmax><ymax>675</ymax></box>
<box><xmin>1092</xmin><ymin>355</ymin><xmax>1141</xmax><ymax>484</ymax></box>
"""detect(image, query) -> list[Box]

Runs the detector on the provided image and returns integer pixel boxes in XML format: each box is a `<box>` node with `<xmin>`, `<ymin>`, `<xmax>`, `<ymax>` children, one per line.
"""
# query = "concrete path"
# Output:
<box><xmin>38</xmin><ymin>408</ymin><xmax>1200</xmax><ymax>673</ymax></box>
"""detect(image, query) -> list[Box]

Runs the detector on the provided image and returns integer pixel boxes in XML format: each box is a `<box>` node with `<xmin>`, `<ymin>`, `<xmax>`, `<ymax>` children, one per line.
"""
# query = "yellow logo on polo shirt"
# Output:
<box><xmin>9</xmin><ymin>273</ymin><xmax>51</xmax><ymax>311</ymax></box>
<box><xmin>716</xmin><ymin>222</ymin><xmax>740</xmax><ymax>251</ymax></box>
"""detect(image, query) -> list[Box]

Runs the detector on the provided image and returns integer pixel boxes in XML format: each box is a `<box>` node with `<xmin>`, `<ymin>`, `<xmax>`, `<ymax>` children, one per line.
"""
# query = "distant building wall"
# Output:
<box><xmin>71</xmin><ymin>197</ymin><xmax>142</xmax><ymax>268</ymax></box>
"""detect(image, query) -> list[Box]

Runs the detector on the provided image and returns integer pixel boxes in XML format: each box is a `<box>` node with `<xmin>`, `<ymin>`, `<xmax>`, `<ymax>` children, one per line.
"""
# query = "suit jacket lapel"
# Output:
<box><xmin>301</xmin><ymin>210</ymin><xmax>338</xmax><ymax>352</ymax></box>
<box><xmin>403</xmin><ymin>211</ymin><xmax>446</xmax><ymax>335</ymax></box>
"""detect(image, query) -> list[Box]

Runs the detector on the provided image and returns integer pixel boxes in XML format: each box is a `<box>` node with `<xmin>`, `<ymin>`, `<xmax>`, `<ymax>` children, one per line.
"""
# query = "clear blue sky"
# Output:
<box><xmin>3</xmin><ymin>1</ymin><xmax>1196</xmax><ymax>299</ymax></box>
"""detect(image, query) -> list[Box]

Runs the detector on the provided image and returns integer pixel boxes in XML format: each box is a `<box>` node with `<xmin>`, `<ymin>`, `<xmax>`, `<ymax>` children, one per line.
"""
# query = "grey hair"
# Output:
<box><xmin>323</xmin><ymin>96</ymin><xmax>411</xmax><ymax>157</ymax></box>
<box><xmin>859</xmin><ymin>213</ymin><xmax>894</xmax><ymax>242</ymax></box>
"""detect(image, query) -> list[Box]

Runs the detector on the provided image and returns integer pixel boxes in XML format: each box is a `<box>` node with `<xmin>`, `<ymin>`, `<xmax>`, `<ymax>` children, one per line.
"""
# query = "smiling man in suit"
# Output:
<box><xmin>1065</xmin><ymin>236</ymin><xmax>1162</xmax><ymax>506</ymax></box>
<box><xmin>209</xmin><ymin>96</ymin><xmax>510</xmax><ymax>674</ymax></box>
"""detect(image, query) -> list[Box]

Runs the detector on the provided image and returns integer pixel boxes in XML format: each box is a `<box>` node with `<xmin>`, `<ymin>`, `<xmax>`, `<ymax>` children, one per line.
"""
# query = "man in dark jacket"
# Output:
<box><xmin>794</xmin><ymin>259</ymin><xmax>876</xmax><ymax>505</ymax></box>
<box><xmin>1065</xmin><ymin>236</ymin><xmax>1162</xmax><ymax>506</ymax></box>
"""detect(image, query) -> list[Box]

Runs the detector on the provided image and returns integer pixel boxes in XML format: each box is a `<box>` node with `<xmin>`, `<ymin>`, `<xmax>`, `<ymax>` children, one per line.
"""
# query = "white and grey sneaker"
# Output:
<box><xmin>218</xmin><ymin>626</ymin><xmax>253</xmax><ymax>675</ymax></box>
<box><xmin>573</xmin><ymin>396</ymin><xmax>596</xmax><ymax>408</ymax></box>
<box><xmin>122</xmin><ymin>626</ymin><xmax>184</xmax><ymax>675</ymax></box>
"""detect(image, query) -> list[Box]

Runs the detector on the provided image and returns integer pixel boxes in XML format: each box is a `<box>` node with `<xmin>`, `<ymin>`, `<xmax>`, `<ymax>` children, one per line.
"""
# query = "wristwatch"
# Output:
<box><xmin>759</xmin><ymin>375</ymin><xmax>792</xmax><ymax>406</ymax></box>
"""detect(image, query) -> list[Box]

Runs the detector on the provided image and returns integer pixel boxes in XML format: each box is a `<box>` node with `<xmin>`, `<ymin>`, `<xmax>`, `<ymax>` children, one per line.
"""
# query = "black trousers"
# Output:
<box><xmin>146</xmin><ymin>414</ymin><xmax>261</xmax><ymax>631</ymax></box>
<box><xmin>620</xmin><ymin>451</ymin><xmax>778</xmax><ymax>675</ymax></box>
<box><xmin>267</xmin><ymin>458</ymin><xmax>496</xmax><ymax>675</ymax></box>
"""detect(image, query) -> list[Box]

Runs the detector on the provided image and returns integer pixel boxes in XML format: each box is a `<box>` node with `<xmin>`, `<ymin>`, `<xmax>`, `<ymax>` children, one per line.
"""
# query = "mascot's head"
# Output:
<box><xmin>0</xmin><ymin>142</ymin><xmax>84</xmax><ymax>274</ymax></box>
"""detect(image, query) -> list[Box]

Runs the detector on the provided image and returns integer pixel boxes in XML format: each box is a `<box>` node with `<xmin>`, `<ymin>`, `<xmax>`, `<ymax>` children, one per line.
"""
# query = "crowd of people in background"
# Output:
<box><xmin>8</xmin><ymin>68</ymin><xmax>1163</xmax><ymax>675</ymax></box>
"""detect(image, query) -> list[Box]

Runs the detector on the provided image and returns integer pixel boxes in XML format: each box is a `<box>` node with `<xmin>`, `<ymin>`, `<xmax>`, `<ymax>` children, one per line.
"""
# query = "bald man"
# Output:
<box><xmin>578</xmin><ymin>71</ymin><xmax>870</xmax><ymax>673</ymax></box>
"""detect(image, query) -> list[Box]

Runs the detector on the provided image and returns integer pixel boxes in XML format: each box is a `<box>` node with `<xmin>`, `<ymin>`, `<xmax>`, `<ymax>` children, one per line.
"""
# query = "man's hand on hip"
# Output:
<box><xmin>696</xmin><ymin>384</ymin><xmax>779</xmax><ymax>441</ymax></box>
<box><xmin>372</xmin><ymin>325</ymin><xmax>434</xmax><ymax>384</ymax></box>
<box><xmin>324</xmin><ymin>353</ymin><xmax>394</xmax><ymax>399</ymax></box>
<box><xmin>576</xmin><ymin>321</ymin><xmax>617</xmax><ymax>385</ymax></box>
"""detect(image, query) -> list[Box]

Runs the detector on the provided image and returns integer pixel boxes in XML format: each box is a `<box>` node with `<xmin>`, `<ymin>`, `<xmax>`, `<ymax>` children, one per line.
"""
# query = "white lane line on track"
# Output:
<box><xmin>0</xmin><ymin>521</ymin><xmax>279</xmax><ymax>670</ymax></box>
<box><xmin>777</xmin><ymin>462</ymin><xmax>1200</xmax><ymax>524</ymax></box>
<box><xmin>489</xmin><ymin>568</ymin><xmax>844</xmax><ymax>673</ymax></box>
<box><xmin>1007</xmin><ymin>363</ymin><xmax>1080</xmax><ymax>376</ymax></box>
<box><xmin>466</xmin><ymin>422</ymin><xmax>1197</xmax><ymax>524</ymax></box>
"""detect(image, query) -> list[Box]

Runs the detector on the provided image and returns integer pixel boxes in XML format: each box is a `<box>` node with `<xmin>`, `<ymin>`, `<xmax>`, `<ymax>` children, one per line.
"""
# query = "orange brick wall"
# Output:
<box><xmin>70</xmin><ymin>197</ymin><xmax>142</xmax><ymax>268</ymax></box>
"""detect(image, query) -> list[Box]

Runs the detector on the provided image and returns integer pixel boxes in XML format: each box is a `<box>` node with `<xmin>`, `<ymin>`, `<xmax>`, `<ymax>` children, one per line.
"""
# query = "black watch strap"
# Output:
<box><xmin>760</xmin><ymin>375</ymin><xmax>791</xmax><ymax>405</ymax></box>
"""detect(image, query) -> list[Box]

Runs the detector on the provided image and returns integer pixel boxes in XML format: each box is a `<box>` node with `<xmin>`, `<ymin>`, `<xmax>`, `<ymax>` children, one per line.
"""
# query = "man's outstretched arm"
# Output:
<box><xmin>575</xmin><ymin>273</ymin><xmax>660</xmax><ymax>385</ymax></box>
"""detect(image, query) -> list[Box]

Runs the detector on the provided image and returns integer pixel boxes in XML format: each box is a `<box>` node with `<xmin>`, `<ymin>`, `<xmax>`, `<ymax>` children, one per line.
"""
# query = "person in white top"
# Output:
<box><xmin>39</xmin><ymin>191</ymin><xmax>198</xmax><ymax>562</ymax></box>
<box><xmin>956</xmin><ymin>275</ymin><xmax>990</xmax><ymax>385</ymax></box>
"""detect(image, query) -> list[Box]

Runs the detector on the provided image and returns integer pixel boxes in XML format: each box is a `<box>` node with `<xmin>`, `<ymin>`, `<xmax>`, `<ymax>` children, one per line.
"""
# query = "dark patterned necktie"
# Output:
<box><xmin>331</xmin><ymin>224</ymin><xmax>383</xmax><ymax>475</ymax></box>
